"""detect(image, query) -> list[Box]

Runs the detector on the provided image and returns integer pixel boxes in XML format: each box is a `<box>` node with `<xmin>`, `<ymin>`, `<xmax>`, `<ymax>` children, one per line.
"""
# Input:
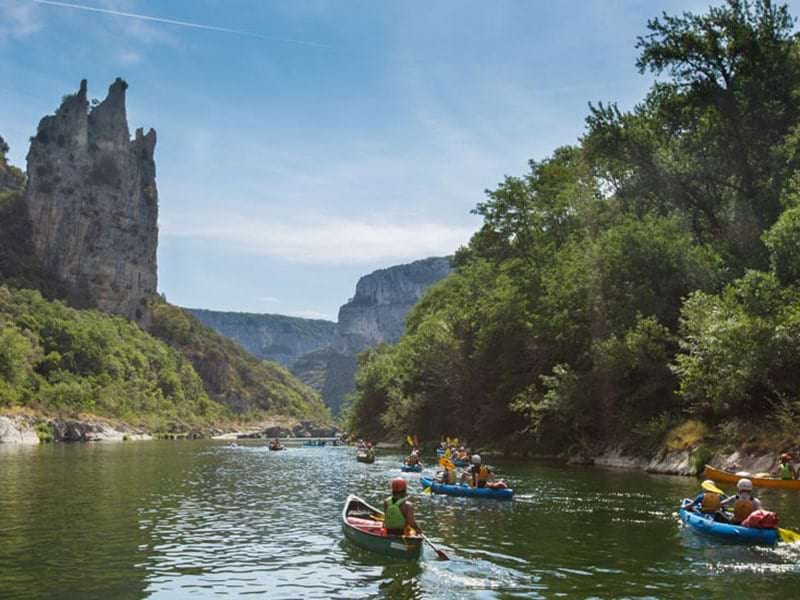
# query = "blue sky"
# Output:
<box><xmin>4</xmin><ymin>0</ymin><xmax>797</xmax><ymax>321</ymax></box>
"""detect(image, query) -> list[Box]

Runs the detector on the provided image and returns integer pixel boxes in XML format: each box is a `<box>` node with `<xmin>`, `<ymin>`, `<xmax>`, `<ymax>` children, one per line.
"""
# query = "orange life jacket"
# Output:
<box><xmin>700</xmin><ymin>492</ymin><xmax>721</xmax><ymax>513</ymax></box>
<box><xmin>733</xmin><ymin>498</ymin><xmax>755</xmax><ymax>523</ymax></box>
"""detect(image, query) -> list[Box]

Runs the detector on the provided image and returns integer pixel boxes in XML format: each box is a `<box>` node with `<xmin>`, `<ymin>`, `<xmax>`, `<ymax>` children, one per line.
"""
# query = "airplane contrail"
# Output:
<box><xmin>32</xmin><ymin>0</ymin><xmax>333</xmax><ymax>48</ymax></box>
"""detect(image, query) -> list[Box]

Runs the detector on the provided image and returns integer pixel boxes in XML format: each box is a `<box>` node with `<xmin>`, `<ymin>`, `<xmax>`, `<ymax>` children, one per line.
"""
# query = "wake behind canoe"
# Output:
<box><xmin>341</xmin><ymin>495</ymin><xmax>423</xmax><ymax>559</ymax></box>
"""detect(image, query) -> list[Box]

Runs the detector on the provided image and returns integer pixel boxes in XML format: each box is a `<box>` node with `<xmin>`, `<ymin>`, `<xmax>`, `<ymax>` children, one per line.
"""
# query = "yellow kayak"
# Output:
<box><xmin>703</xmin><ymin>465</ymin><xmax>800</xmax><ymax>490</ymax></box>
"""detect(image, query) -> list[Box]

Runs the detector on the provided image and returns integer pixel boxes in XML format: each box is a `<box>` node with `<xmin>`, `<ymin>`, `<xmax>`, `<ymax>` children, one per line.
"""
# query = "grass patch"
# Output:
<box><xmin>665</xmin><ymin>420</ymin><xmax>709</xmax><ymax>451</ymax></box>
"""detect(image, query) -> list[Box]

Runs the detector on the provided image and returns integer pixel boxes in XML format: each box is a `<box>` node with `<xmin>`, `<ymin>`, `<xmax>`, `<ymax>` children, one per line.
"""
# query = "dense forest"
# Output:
<box><xmin>346</xmin><ymin>0</ymin><xmax>800</xmax><ymax>456</ymax></box>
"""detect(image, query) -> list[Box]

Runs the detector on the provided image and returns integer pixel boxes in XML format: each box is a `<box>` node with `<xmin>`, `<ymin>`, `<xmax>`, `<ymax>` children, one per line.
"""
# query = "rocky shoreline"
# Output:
<box><xmin>575</xmin><ymin>446</ymin><xmax>779</xmax><ymax>478</ymax></box>
<box><xmin>0</xmin><ymin>414</ymin><xmax>338</xmax><ymax>445</ymax></box>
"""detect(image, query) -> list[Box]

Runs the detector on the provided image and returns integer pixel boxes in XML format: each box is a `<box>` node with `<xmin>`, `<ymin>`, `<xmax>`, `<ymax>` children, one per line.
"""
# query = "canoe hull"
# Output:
<box><xmin>679</xmin><ymin>500</ymin><xmax>778</xmax><ymax>545</ymax></box>
<box><xmin>401</xmin><ymin>464</ymin><xmax>422</xmax><ymax>472</ymax></box>
<box><xmin>420</xmin><ymin>477</ymin><xmax>513</xmax><ymax>500</ymax></box>
<box><xmin>341</xmin><ymin>495</ymin><xmax>422</xmax><ymax>559</ymax></box>
<box><xmin>356</xmin><ymin>454</ymin><xmax>375</xmax><ymax>464</ymax></box>
<box><xmin>704</xmin><ymin>465</ymin><xmax>800</xmax><ymax>490</ymax></box>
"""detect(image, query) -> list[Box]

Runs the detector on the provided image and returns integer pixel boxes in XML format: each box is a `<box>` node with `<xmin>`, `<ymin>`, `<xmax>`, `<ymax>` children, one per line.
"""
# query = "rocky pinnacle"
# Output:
<box><xmin>25</xmin><ymin>79</ymin><xmax>158</xmax><ymax>324</ymax></box>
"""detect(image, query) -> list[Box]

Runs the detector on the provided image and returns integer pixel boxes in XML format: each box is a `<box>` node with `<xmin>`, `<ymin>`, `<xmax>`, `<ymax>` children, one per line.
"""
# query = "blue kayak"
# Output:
<box><xmin>436</xmin><ymin>448</ymin><xmax>446</xmax><ymax>456</ymax></box>
<box><xmin>420</xmin><ymin>477</ymin><xmax>513</xmax><ymax>500</ymax></box>
<box><xmin>401</xmin><ymin>464</ymin><xmax>423</xmax><ymax>472</ymax></box>
<box><xmin>679</xmin><ymin>499</ymin><xmax>778</xmax><ymax>545</ymax></box>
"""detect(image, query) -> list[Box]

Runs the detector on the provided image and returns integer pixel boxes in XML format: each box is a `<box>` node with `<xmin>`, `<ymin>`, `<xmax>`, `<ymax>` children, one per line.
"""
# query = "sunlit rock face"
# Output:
<box><xmin>25</xmin><ymin>79</ymin><xmax>158</xmax><ymax>324</ymax></box>
<box><xmin>334</xmin><ymin>256</ymin><xmax>453</xmax><ymax>353</ymax></box>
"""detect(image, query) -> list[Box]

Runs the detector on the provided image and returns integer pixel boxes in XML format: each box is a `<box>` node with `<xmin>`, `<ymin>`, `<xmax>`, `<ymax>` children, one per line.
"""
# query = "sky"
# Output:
<box><xmin>4</xmin><ymin>0</ymin><xmax>798</xmax><ymax>321</ymax></box>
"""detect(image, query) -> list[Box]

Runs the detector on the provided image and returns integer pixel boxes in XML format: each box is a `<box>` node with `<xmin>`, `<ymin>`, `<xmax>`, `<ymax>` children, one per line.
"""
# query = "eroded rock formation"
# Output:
<box><xmin>25</xmin><ymin>79</ymin><xmax>158</xmax><ymax>323</ymax></box>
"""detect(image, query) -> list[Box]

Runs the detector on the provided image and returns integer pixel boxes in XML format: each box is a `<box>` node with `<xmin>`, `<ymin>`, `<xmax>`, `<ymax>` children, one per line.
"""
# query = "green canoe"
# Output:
<box><xmin>341</xmin><ymin>495</ymin><xmax>422</xmax><ymax>559</ymax></box>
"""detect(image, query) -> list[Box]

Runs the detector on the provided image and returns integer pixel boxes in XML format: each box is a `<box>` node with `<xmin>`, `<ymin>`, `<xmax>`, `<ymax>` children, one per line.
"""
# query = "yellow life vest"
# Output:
<box><xmin>700</xmin><ymin>492</ymin><xmax>721</xmax><ymax>513</ymax></box>
<box><xmin>733</xmin><ymin>498</ymin><xmax>755</xmax><ymax>523</ymax></box>
<box><xmin>477</xmin><ymin>466</ymin><xmax>489</xmax><ymax>483</ymax></box>
<box><xmin>445</xmin><ymin>468</ymin><xmax>456</xmax><ymax>484</ymax></box>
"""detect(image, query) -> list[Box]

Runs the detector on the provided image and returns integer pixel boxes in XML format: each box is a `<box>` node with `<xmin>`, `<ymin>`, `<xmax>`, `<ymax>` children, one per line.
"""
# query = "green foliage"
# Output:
<box><xmin>347</xmin><ymin>0</ymin><xmax>800</xmax><ymax>454</ymax></box>
<box><xmin>763</xmin><ymin>204</ymin><xmax>800</xmax><ymax>285</ymax></box>
<box><xmin>0</xmin><ymin>286</ymin><xmax>221</xmax><ymax>426</ymax></box>
<box><xmin>35</xmin><ymin>422</ymin><xmax>54</xmax><ymax>443</ymax></box>
<box><xmin>674</xmin><ymin>271</ymin><xmax>800</xmax><ymax>419</ymax></box>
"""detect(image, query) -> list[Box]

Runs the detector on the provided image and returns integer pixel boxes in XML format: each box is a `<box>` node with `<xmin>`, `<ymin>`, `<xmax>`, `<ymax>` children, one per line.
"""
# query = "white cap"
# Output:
<box><xmin>737</xmin><ymin>478</ymin><xmax>753</xmax><ymax>492</ymax></box>
<box><xmin>471</xmin><ymin>454</ymin><xmax>481</xmax><ymax>465</ymax></box>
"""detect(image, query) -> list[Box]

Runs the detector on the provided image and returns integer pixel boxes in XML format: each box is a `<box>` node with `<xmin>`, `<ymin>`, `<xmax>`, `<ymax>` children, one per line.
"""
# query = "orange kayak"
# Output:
<box><xmin>703</xmin><ymin>464</ymin><xmax>800</xmax><ymax>490</ymax></box>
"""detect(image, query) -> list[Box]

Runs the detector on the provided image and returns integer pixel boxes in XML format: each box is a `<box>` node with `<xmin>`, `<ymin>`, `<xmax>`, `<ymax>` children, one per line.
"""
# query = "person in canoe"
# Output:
<box><xmin>689</xmin><ymin>480</ymin><xmax>727</xmax><ymax>521</ymax></box>
<box><xmin>384</xmin><ymin>478</ymin><xmax>423</xmax><ymax>537</ymax></box>
<box><xmin>721</xmin><ymin>478</ymin><xmax>762</xmax><ymax>524</ymax></box>
<box><xmin>777</xmin><ymin>453</ymin><xmax>797</xmax><ymax>480</ymax></box>
<box><xmin>405</xmin><ymin>449</ymin><xmax>421</xmax><ymax>467</ymax></box>
<box><xmin>459</xmin><ymin>454</ymin><xmax>494</xmax><ymax>488</ymax></box>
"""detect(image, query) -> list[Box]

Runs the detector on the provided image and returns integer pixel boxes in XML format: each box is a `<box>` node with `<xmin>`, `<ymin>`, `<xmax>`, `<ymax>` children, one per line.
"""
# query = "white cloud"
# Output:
<box><xmin>162</xmin><ymin>216</ymin><xmax>472</xmax><ymax>266</ymax></box>
<box><xmin>0</xmin><ymin>1</ymin><xmax>44</xmax><ymax>39</ymax></box>
<box><xmin>256</xmin><ymin>296</ymin><xmax>281</xmax><ymax>304</ymax></box>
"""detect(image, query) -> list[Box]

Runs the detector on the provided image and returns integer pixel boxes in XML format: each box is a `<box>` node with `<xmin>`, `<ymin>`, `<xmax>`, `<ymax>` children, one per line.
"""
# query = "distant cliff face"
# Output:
<box><xmin>25</xmin><ymin>79</ymin><xmax>158</xmax><ymax>324</ymax></box>
<box><xmin>186</xmin><ymin>309</ymin><xmax>337</xmax><ymax>366</ymax></box>
<box><xmin>335</xmin><ymin>256</ymin><xmax>453</xmax><ymax>354</ymax></box>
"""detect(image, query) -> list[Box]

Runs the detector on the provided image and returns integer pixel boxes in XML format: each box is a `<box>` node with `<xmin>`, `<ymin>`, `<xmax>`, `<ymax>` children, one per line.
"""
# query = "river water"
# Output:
<box><xmin>1</xmin><ymin>441</ymin><xmax>799</xmax><ymax>599</ymax></box>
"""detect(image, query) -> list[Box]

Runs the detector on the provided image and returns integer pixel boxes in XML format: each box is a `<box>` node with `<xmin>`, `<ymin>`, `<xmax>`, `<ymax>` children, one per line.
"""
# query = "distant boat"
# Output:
<box><xmin>356</xmin><ymin>451</ymin><xmax>375</xmax><ymax>464</ymax></box>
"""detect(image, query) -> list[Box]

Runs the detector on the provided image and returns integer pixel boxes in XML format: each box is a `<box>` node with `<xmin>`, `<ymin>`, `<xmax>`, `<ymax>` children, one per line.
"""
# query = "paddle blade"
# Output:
<box><xmin>423</xmin><ymin>486</ymin><xmax>432</xmax><ymax>495</ymax></box>
<box><xmin>701</xmin><ymin>480</ymin><xmax>725</xmax><ymax>495</ymax></box>
<box><xmin>779</xmin><ymin>527</ymin><xmax>800</xmax><ymax>544</ymax></box>
<box><xmin>434</xmin><ymin>548</ymin><xmax>449</xmax><ymax>560</ymax></box>
<box><xmin>406</xmin><ymin>435</ymin><xmax>414</xmax><ymax>447</ymax></box>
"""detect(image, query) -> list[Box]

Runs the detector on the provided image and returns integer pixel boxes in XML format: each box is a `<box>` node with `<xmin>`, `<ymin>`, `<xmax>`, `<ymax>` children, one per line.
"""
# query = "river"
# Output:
<box><xmin>1</xmin><ymin>441</ymin><xmax>799</xmax><ymax>599</ymax></box>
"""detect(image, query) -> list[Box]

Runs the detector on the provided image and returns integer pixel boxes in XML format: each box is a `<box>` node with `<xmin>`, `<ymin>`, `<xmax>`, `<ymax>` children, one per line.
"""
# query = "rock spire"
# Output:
<box><xmin>25</xmin><ymin>78</ymin><xmax>158</xmax><ymax>323</ymax></box>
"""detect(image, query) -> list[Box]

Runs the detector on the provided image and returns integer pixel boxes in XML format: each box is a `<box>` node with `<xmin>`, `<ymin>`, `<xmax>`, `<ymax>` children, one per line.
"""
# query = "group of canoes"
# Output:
<box><xmin>343</xmin><ymin>440</ymin><xmax>516</xmax><ymax>560</ymax></box>
<box><xmin>679</xmin><ymin>462</ymin><xmax>800</xmax><ymax>545</ymax></box>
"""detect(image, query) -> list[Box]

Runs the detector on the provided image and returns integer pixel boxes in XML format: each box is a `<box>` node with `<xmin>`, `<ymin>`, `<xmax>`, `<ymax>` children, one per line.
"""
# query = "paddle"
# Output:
<box><xmin>778</xmin><ymin>527</ymin><xmax>800</xmax><ymax>543</ymax></box>
<box><xmin>420</xmin><ymin>533</ymin><xmax>449</xmax><ymax>560</ymax></box>
<box><xmin>368</xmin><ymin>514</ymin><xmax>449</xmax><ymax>559</ymax></box>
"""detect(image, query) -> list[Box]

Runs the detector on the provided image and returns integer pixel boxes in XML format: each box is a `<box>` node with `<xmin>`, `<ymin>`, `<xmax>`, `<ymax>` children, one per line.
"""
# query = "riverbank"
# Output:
<box><xmin>0</xmin><ymin>410</ymin><xmax>338</xmax><ymax>445</ymax></box>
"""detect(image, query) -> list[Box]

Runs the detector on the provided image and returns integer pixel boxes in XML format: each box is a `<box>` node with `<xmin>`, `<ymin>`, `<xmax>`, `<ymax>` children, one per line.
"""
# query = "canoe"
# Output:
<box><xmin>341</xmin><ymin>494</ymin><xmax>423</xmax><ymax>559</ymax></box>
<box><xmin>436</xmin><ymin>448</ymin><xmax>446</xmax><ymax>456</ymax></box>
<box><xmin>356</xmin><ymin>452</ymin><xmax>375</xmax><ymax>464</ymax></box>
<box><xmin>401</xmin><ymin>463</ymin><xmax>422</xmax><ymax>472</ymax></box>
<box><xmin>420</xmin><ymin>476</ymin><xmax>513</xmax><ymax>500</ymax></box>
<box><xmin>704</xmin><ymin>464</ymin><xmax>800</xmax><ymax>490</ymax></box>
<box><xmin>679</xmin><ymin>499</ymin><xmax>778</xmax><ymax>545</ymax></box>
<box><xmin>268</xmin><ymin>445</ymin><xmax>285</xmax><ymax>451</ymax></box>
<box><xmin>453</xmin><ymin>460</ymin><xmax>468</xmax><ymax>467</ymax></box>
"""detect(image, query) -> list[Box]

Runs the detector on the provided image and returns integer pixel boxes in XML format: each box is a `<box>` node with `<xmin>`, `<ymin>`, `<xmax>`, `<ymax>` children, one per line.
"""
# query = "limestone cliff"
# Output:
<box><xmin>293</xmin><ymin>256</ymin><xmax>453</xmax><ymax>414</ymax></box>
<box><xmin>186</xmin><ymin>309</ymin><xmax>337</xmax><ymax>366</ymax></box>
<box><xmin>334</xmin><ymin>257</ymin><xmax>453</xmax><ymax>353</ymax></box>
<box><xmin>25</xmin><ymin>79</ymin><xmax>158</xmax><ymax>323</ymax></box>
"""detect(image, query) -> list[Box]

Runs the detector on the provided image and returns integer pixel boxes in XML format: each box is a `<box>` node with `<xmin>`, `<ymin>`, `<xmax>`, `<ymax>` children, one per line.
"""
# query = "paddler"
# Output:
<box><xmin>405</xmin><ymin>449</ymin><xmax>421</xmax><ymax>466</ymax></box>
<box><xmin>690</xmin><ymin>480</ymin><xmax>727</xmax><ymax>521</ymax></box>
<box><xmin>721</xmin><ymin>478</ymin><xmax>762</xmax><ymax>524</ymax></box>
<box><xmin>778</xmin><ymin>453</ymin><xmax>797</xmax><ymax>480</ymax></box>
<box><xmin>384</xmin><ymin>478</ymin><xmax>423</xmax><ymax>537</ymax></box>
<box><xmin>460</xmin><ymin>454</ymin><xmax>494</xmax><ymax>488</ymax></box>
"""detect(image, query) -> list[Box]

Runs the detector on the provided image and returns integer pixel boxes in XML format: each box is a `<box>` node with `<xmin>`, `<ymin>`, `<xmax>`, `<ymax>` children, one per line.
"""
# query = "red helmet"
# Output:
<box><xmin>391</xmin><ymin>478</ymin><xmax>407</xmax><ymax>493</ymax></box>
